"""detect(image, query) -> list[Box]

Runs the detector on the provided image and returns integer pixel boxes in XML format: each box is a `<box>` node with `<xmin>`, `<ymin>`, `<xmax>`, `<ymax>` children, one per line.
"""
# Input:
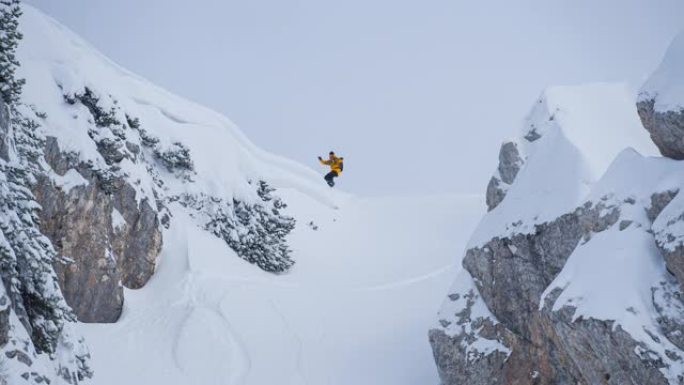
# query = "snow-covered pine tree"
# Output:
<box><xmin>176</xmin><ymin>180</ymin><xmax>296</xmax><ymax>273</ymax></box>
<box><xmin>1</xmin><ymin>112</ymin><xmax>78</xmax><ymax>354</ymax></box>
<box><xmin>0</xmin><ymin>0</ymin><xmax>25</xmax><ymax>105</ymax></box>
<box><xmin>211</xmin><ymin>180</ymin><xmax>296</xmax><ymax>273</ymax></box>
<box><xmin>0</xmin><ymin>1</ymin><xmax>91</xmax><ymax>382</ymax></box>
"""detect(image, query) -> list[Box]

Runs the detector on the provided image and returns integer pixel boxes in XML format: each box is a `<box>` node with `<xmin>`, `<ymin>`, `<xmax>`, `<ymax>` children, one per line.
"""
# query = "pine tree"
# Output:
<box><xmin>194</xmin><ymin>180</ymin><xmax>296</xmax><ymax>273</ymax></box>
<box><xmin>0</xmin><ymin>0</ymin><xmax>25</xmax><ymax>104</ymax></box>
<box><xmin>0</xmin><ymin>1</ymin><xmax>91</xmax><ymax>381</ymax></box>
<box><xmin>0</xmin><ymin>0</ymin><xmax>74</xmax><ymax>356</ymax></box>
<box><xmin>0</xmin><ymin>112</ymin><xmax>77</xmax><ymax>354</ymax></box>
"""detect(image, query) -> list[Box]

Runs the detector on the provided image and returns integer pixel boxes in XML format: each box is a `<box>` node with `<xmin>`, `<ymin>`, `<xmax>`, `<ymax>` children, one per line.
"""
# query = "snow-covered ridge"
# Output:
<box><xmin>17</xmin><ymin>4</ymin><xmax>335</xmax><ymax>206</ymax></box>
<box><xmin>474</xmin><ymin>82</ymin><xmax>657</xmax><ymax>246</ymax></box>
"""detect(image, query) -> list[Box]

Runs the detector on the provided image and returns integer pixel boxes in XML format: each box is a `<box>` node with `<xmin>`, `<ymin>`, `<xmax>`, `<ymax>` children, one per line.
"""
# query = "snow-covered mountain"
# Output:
<box><xmin>430</xmin><ymin>32</ymin><xmax>684</xmax><ymax>384</ymax></box>
<box><xmin>5</xmin><ymin>2</ymin><xmax>684</xmax><ymax>385</ymax></box>
<box><xmin>0</xmin><ymin>3</ymin><xmax>486</xmax><ymax>384</ymax></box>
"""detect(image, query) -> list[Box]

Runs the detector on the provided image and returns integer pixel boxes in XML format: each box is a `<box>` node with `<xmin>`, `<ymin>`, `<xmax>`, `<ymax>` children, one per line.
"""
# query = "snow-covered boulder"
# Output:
<box><xmin>638</xmin><ymin>31</ymin><xmax>684</xmax><ymax>159</ymax></box>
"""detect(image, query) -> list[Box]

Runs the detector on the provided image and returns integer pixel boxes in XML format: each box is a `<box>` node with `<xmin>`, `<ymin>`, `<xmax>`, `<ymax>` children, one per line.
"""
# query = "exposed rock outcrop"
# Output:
<box><xmin>637</xmin><ymin>99</ymin><xmax>684</xmax><ymax>159</ymax></box>
<box><xmin>463</xmin><ymin>202</ymin><xmax>618</xmax><ymax>336</ymax></box>
<box><xmin>33</xmin><ymin>137</ymin><xmax>162</xmax><ymax>322</ymax></box>
<box><xmin>486</xmin><ymin>141</ymin><xmax>523</xmax><ymax>211</ymax></box>
<box><xmin>430</xmin><ymin>273</ymin><xmax>512</xmax><ymax>385</ymax></box>
<box><xmin>652</xmin><ymin>191</ymin><xmax>684</xmax><ymax>294</ymax></box>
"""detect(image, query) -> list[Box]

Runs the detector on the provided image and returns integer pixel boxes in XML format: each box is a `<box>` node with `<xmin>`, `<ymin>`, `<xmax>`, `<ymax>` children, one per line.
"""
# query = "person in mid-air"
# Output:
<box><xmin>318</xmin><ymin>151</ymin><xmax>344</xmax><ymax>187</ymax></box>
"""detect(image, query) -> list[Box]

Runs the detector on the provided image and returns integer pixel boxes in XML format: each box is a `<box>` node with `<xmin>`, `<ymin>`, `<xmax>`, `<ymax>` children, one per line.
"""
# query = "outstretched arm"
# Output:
<box><xmin>318</xmin><ymin>156</ymin><xmax>332</xmax><ymax>165</ymax></box>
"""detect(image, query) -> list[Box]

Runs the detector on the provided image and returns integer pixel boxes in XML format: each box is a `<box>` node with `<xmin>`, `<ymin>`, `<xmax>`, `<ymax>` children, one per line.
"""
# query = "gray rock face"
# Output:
<box><xmin>638</xmin><ymin>99</ymin><xmax>684</xmax><ymax>160</ymax></box>
<box><xmin>660</xmin><ymin>251</ymin><xmax>684</xmax><ymax>300</ymax></box>
<box><xmin>429</xmin><ymin>328</ymin><xmax>509</xmax><ymax>385</ymax></box>
<box><xmin>544</xmin><ymin>304</ymin><xmax>670</xmax><ymax>385</ymax></box>
<box><xmin>485</xmin><ymin>178</ymin><xmax>507</xmax><ymax>212</ymax></box>
<box><xmin>430</xmin><ymin>284</ymin><xmax>512</xmax><ymax>385</ymax></box>
<box><xmin>109</xmin><ymin>181</ymin><xmax>162</xmax><ymax>289</ymax></box>
<box><xmin>486</xmin><ymin>142</ymin><xmax>523</xmax><ymax>211</ymax></box>
<box><xmin>653</xmin><ymin>279</ymin><xmax>684</xmax><ymax>352</ymax></box>
<box><xmin>431</xmin><ymin>197</ymin><xmax>683</xmax><ymax>385</ymax></box>
<box><xmin>498</xmin><ymin>142</ymin><xmax>522</xmax><ymax>185</ymax></box>
<box><xmin>33</xmin><ymin>137</ymin><xmax>162</xmax><ymax>322</ymax></box>
<box><xmin>35</xmin><ymin>169</ymin><xmax>123</xmax><ymax>323</ymax></box>
<box><xmin>650</xmin><ymin>190</ymin><xmax>684</xmax><ymax>294</ymax></box>
<box><xmin>463</xmin><ymin>202</ymin><xmax>618</xmax><ymax>336</ymax></box>
<box><xmin>648</xmin><ymin>190</ymin><xmax>679</xmax><ymax>223</ymax></box>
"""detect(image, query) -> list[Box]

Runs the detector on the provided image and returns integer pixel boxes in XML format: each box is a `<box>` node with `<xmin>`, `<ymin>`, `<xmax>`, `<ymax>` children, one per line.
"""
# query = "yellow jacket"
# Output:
<box><xmin>320</xmin><ymin>155</ymin><xmax>344</xmax><ymax>174</ymax></box>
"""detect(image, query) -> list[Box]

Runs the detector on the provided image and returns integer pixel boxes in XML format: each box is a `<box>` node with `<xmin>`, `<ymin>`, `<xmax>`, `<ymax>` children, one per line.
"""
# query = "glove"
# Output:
<box><xmin>318</xmin><ymin>156</ymin><xmax>322</xmax><ymax>160</ymax></box>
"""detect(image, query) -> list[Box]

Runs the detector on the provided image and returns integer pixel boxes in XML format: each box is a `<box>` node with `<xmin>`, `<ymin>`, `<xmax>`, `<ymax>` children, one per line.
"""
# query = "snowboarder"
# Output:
<box><xmin>318</xmin><ymin>151</ymin><xmax>344</xmax><ymax>187</ymax></box>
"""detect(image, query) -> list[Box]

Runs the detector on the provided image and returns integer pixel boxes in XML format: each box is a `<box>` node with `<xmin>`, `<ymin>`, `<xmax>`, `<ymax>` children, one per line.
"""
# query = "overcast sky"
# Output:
<box><xmin>25</xmin><ymin>0</ymin><xmax>684</xmax><ymax>195</ymax></box>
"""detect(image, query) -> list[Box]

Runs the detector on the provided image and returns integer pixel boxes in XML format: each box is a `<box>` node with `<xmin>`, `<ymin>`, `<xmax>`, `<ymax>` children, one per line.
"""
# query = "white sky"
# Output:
<box><xmin>25</xmin><ymin>0</ymin><xmax>684</xmax><ymax>195</ymax></box>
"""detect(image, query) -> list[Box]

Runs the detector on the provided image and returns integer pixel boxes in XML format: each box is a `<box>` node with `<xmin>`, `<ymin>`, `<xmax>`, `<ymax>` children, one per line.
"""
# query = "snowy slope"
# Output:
<box><xmin>17</xmin><ymin>5</ymin><xmax>330</xmax><ymax>206</ymax></box>
<box><xmin>16</xmin><ymin>5</ymin><xmax>485</xmax><ymax>385</ymax></box>
<box><xmin>81</xmin><ymin>194</ymin><xmax>483</xmax><ymax>385</ymax></box>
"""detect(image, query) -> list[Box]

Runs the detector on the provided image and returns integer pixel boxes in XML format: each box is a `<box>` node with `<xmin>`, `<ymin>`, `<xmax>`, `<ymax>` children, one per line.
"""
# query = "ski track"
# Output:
<box><xmin>350</xmin><ymin>263</ymin><xmax>459</xmax><ymax>292</ymax></box>
<box><xmin>213</xmin><ymin>295</ymin><xmax>252</xmax><ymax>385</ymax></box>
<box><xmin>172</xmin><ymin>235</ymin><xmax>253</xmax><ymax>384</ymax></box>
<box><xmin>267</xmin><ymin>298</ymin><xmax>310</xmax><ymax>385</ymax></box>
<box><xmin>170</xmin><ymin>308</ymin><xmax>193</xmax><ymax>372</ymax></box>
<box><xmin>213</xmin><ymin>264</ymin><xmax>456</xmax><ymax>292</ymax></box>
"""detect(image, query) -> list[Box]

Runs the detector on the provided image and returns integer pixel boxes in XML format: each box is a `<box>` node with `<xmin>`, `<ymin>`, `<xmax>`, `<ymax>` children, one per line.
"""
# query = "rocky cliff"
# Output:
<box><xmin>430</xmin><ymin>78</ymin><xmax>684</xmax><ymax>384</ymax></box>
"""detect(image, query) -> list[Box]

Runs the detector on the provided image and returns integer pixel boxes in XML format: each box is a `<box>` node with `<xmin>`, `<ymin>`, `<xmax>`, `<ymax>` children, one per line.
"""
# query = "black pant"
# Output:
<box><xmin>324</xmin><ymin>171</ymin><xmax>338</xmax><ymax>186</ymax></box>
